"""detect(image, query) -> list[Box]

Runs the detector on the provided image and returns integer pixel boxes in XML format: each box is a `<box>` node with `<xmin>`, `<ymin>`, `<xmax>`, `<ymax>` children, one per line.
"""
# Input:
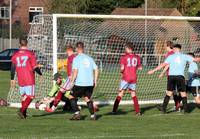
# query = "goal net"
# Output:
<box><xmin>7</xmin><ymin>14</ymin><xmax>200</xmax><ymax>107</ymax></box>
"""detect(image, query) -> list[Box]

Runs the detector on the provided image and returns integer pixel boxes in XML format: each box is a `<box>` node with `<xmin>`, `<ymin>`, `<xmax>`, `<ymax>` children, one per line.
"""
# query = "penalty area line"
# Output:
<box><xmin>50</xmin><ymin>133</ymin><xmax>185</xmax><ymax>139</ymax></box>
<box><xmin>0</xmin><ymin>113</ymin><xmax>17</xmax><ymax>116</ymax></box>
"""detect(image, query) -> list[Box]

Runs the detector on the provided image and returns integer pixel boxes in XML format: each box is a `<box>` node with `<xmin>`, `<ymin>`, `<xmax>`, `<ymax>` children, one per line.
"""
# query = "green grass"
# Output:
<box><xmin>0</xmin><ymin>70</ymin><xmax>10</xmax><ymax>99</ymax></box>
<box><xmin>7</xmin><ymin>67</ymin><xmax>167</xmax><ymax>103</ymax></box>
<box><xmin>1</xmin><ymin>71</ymin><xmax>200</xmax><ymax>139</ymax></box>
<box><xmin>94</xmin><ymin>68</ymin><xmax>167</xmax><ymax>101</ymax></box>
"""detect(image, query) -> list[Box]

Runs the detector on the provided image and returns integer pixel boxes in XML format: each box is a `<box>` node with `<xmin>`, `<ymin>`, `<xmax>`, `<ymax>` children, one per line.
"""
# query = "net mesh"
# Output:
<box><xmin>7</xmin><ymin>14</ymin><xmax>200</xmax><ymax>105</ymax></box>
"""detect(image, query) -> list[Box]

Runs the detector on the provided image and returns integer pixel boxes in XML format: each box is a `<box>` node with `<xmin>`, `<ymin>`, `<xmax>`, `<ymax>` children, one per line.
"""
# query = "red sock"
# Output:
<box><xmin>132</xmin><ymin>96</ymin><xmax>140</xmax><ymax>113</ymax></box>
<box><xmin>113</xmin><ymin>96</ymin><xmax>121</xmax><ymax>112</ymax></box>
<box><xmin>175</xmin><ymin>101</ymin><xmax>180</xmax><ymax>110</ymax></box>
<box><xmin>21</xmin><ymin>94</ymin><xmax>26</xmax><ymax>109</ymax></box>
<box><xmin>53</xmin><ymin>91</ymin><xmax>63</xmax><ymax>107</ymax></box>
<box><xmin>21</xmin><ymin>96</ymin><xmax>32</xmax><ymax>113</ymax></box>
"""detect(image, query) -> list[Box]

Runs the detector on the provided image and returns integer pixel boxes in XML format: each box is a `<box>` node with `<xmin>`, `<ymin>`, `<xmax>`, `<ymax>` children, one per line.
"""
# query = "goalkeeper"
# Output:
<box><xmin>35</xmin><ymin>73</ymin><xmax>72</xmax><ymax>111</ymax></box>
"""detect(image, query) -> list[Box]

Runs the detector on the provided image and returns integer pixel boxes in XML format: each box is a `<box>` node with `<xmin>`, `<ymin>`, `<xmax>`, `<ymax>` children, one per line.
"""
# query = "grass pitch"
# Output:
<box><xmin>1</xmin><ymin>70</ymin><xmax>200</xmax><ymax>139</ymax></box>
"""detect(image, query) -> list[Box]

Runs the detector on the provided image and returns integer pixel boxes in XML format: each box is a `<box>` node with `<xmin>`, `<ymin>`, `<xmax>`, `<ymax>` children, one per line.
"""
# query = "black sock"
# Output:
<box><xmin>70</xmin><ymin>98</ymin><xmax>79</xmax><ymax>113</ymax></box>
<box><xmin>196</xmin><ymin>104</ymin><xmax>200</xmax><ymax>108</ymax></box>
<box><xmin>87</xmin><ymin>101</ymin><xmax>94</xmax><ymax>115</ymax></box>
<box><xmin>49</xmin><ymin>101</ymin><xmax>54</xmax><ymax>108</ymax></box>
<box><xmin>173</xmin><ymin>94</ymin><xmax>178</xmax><ymax>104</ymax></box>
<box><xmin>63</xmin><ymin>99</ymin><xmax>72</xmax><ymax>111</ymax></box>
<box><xmin>182</xmin><ymin>97</ymin><xmax>188</xmax><ymax>113</ymax></box>
<box><xmin>163</xmin><ymin>95</ymin><xmax>170</xmax><ymax>112</ymax></box>
<box><xmin>178</xmin><ymin>95</ymin><xmax>182</xmax><ymax>103</ymax></box>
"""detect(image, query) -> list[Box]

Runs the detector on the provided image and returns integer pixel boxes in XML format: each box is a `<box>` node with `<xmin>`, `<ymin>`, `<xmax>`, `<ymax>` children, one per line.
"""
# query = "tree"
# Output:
<box><xmin>116</xmin><ymin>0</ymin><xmax>144</xmax><ymax>8</ymax></box>
<box><xmin>86</xmin><ymin>0</ymin><xmax>144</xmax><ymax>14</ymax></box>
<box><xmin>86</xmin><ymin>0</ymin><xmax>116</xmax><ymax>14</ymax></box>
<box><xmin>161</xmin><ymin>0</ymin><xmax>200</xmax><ymax>16</ymax></box>
<box><xmin>46</xmin><ymin>0</ymin><xmax>91</xmax><ymax>14</ymax></box>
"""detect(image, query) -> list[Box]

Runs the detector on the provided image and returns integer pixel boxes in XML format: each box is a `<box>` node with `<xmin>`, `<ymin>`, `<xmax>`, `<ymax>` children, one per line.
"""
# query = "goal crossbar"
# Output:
<box><xmin>53</xmin><ymin>14</ymin><xmax>200</xmax><ymax>21</ymax></box>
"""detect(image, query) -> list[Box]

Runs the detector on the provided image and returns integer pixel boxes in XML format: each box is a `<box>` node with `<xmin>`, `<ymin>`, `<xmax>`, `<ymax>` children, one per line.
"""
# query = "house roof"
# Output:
<box><xmin>96</xmin><ymin>8</ymin><xmax>183</xmax><ymax>43</ymax></box>
<box><xmin>111</xmin><ymin>8</ymin><xmax>182</xmax><ymax>16</ymax></box>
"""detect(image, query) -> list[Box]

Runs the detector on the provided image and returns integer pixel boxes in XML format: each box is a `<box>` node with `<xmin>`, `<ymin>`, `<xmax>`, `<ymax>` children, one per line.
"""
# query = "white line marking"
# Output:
<box><xmin>50</xmin><ymin>133</ymin><xmax>185</xmax><ymax>139</ymax></box>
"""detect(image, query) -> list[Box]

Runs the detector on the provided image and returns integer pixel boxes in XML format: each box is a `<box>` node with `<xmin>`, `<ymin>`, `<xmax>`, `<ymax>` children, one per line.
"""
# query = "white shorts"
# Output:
<box><xmin>19</xmin><ymin>85</ymin><xmax>35</xmax><ymax>97</ymax></box>
<box><xmin>120</xmin><ymin>80</ymin><xmax>136</xmax><ymax>91</ymax></box>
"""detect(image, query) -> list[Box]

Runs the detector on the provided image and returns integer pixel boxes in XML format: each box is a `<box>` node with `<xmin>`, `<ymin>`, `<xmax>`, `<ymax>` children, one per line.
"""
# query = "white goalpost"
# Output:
<box><xmin>7</xmin><ymin>14</ymin><xmax>200</xmax><ymax>108</ymax></box>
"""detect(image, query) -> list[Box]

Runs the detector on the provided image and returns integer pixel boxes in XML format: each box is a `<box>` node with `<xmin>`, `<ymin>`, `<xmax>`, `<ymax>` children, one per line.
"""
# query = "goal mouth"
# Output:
<box><xmin>7</xmin><ymin>14</ymin><xmax>200</xmax><ymax>107</ymax></box>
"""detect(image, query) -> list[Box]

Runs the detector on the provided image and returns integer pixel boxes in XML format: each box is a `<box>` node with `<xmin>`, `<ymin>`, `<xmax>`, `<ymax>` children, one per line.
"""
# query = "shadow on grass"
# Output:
<box><xmin>32</xmin><ymin>110</ymin><xmax>72</xmax><ymax>117</ymax></box>
<box><xmin>166</xmin><ymin>103</ymin><xmax>200</xmax><ymax>114</ymax></box>
<box><xmin>104</xmin><ymin>109</ymin><xmax>130</xmax><ymax>116</ymax></box>
<box><xmin>140</xmin><ymin>104</ymin><xmax>159</xmax><ymax>114</ymax></box>
<box><xmin>188</xmin><ymin>102</ymin><xmax>200</xmax><ymax>113</ymax></box>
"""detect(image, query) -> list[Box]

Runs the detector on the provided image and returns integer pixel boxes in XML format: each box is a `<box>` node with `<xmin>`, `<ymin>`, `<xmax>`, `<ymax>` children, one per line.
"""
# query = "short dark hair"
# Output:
<box><xmin>187</xmin><ymin>52</ymin><xmax>195</xmax><ymax>58</ymax></box>
<box><xmin>125</xmin><ymin>42</ymin><xmax>134</xmax><ymax>50</ymax></box>
<box><xmin>166</xmin><ymin>41</ymin><xmax>173</xmax><ymax>49</ymax></box>
<box><xmin>173</xmin><ymin>44</ymin><xmax>182</xmax><ymax>49</ymax></box>
<box><xmin>76</xmin><ymin>41</ymin><xmax>84</xmax><ymax>49</ymax></box>
<box><xmin>53</xmin><ymin>73</ymin><xmax>62</xmax><ymax>81</ymax></box>
<box><xmin>19</xmin><ymin>36</ymin><xmax>28</xmax><ymax>46</ymax></box>
<box><xmin>66</xmin><ymin>44</ymin><xmax>74</xmax><ymax>51</ymax></box>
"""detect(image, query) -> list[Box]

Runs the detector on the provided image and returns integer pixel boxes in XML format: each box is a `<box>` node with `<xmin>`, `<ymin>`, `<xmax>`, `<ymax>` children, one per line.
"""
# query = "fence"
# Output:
<box><xmin>0</xmin><ymin>38</ymin><xmax>19</xmax><ymax>51</ymax></box>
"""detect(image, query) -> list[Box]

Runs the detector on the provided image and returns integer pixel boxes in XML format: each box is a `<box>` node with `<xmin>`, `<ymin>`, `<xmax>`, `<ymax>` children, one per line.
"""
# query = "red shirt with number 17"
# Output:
<box><xmin>120</xmin><ymin>53</ymin><xmax>142</xmax><ymax>83</ymax></box>
<box><xmin>11</xmin><ymin>48</ymin><xmax>37</xmax><ymax>86</ymax></box>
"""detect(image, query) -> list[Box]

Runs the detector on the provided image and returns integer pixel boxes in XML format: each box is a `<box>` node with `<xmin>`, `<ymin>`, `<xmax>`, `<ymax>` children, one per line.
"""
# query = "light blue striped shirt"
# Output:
<box><xmin>72</xmin><ymin>53</ymin><xmax>97</xmax><ymax>86</ymax></box>
<box><xmin>188</xmin><ymin>62</ymin><xmax>200</xmax><ymax>87</ymax></box>
<box><xmin>164</xmin><ymin>52</ymin><xmax>193</xmax><ymax>76</ymax></box>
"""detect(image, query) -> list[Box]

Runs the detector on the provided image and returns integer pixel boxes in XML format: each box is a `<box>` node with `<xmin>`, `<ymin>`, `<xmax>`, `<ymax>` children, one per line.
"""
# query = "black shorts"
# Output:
<box><xmin>186</xmin><ymin>85</ymin><xmax>199</xmax><ymax>97</ymax></box>
<box><xmin>71</xmin><ymin>85</ymin><xmax>94</xmax><ymax>98</ymax></box>
<box><xmin>167</xmin><ymin>76</ymin><xmax>186</xmax><ymax>92</ymax></box>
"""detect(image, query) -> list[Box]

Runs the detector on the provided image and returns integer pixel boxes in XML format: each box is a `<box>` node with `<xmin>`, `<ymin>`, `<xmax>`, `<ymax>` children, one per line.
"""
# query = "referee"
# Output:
<box><xmin>70</xmin><ymin>41</ymin><xmax>99</xmax><ymax>120</ymax></box>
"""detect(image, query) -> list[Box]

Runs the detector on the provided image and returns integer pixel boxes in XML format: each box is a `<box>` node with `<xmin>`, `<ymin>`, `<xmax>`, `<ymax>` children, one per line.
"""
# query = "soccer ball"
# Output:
<box><xmin>38</xmin><ymin>103</ymin><xmax>46</xmax><ymax>111</ymax></box>
<box><xmin>35</xmin><ymin>101</ymin><xmax>40</xmax><ymax>109</ymax></box>
<box><xmin>0</xmin><ymin>99</ymin><xmax>8</xmax><ymax>106</ymax></box>
<box><xmin>35</xmin><ymin>101</ymin><xmax>46</xmax><ymax>111</ymax></box>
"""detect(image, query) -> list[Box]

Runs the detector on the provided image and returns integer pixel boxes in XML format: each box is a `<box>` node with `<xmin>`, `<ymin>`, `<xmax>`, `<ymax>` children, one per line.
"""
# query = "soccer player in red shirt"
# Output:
<box><xmin>10</xmin><ymin>37</ymin><xmax>42</xmax><ymax>119</ymax></box>
<box><xmin>112</xmin><ymin>42</ymin><xmax>142</xmax><ymax>115</ymax></box>
<box><xmin>45</xmin><ymin>44</ymin><xmax>76</xmax><ymax>112</ymax></box>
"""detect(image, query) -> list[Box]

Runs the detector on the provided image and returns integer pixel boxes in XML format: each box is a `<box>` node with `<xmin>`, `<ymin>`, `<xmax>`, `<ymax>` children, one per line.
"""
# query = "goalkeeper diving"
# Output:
<box><xmin>35</xmin><ymin>73</ymin><xmax>72</xmax><ymax>111</ymax></box>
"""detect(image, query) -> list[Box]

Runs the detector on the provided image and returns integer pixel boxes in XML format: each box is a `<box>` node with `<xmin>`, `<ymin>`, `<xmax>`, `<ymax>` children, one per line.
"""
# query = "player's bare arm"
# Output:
<box><xmin>193</xmin><ymin>57</ymin><xmax>200</xmax><ymax>62</ymax></box>
<box><xmin>94</xmin><ymin>69</ymin><xmax>99</xmax><ymax>87</ymax></box>
<box><xmin>138</xmin><ymin>66</ymin><xmax>142</xmax><ymax>70</ymax></box>
<box><xmin>148</xmin><ymin>63</ymin><xmax>168</xmax><ymax>75</ymax></box>
<box><xmin>120</xmin><ymin>64</ymin><xmax>125</xmax><ymax>73</ymax></box>
<box><xmin>159</xmin><ymin>65</ymin><xmax>169</xmax><ymax>78</ymax></box>
<box><xmin>71</xmin><ymin>69</ymin><xmax>78</xmax><ymax>88</ymax></box>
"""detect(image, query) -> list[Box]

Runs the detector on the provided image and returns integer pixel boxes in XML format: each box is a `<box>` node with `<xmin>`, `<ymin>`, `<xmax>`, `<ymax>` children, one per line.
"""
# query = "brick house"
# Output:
<box><xmin>0</xmin><ymin>0</ymin><xmax>49</xmax><ymax>32</ymax></box>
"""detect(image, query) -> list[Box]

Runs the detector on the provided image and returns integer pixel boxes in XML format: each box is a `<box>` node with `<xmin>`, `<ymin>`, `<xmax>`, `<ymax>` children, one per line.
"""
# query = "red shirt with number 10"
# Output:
<box><xmin>120</xmin><ymin>53</ymin><xmax>142</xmax><ymax>84</ymax></box>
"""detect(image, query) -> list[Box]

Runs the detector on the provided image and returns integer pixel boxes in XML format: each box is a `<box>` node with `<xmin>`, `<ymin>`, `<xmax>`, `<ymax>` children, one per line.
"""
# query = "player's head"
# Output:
<box><xmin>53</xmin><ymin>73</ymin><xmax>62</xmax><ymax>85</ymax></box>
<box><xmin>76</xmin><ymin>41</ymin><xmax>84</xmax><ymax>53</ymax></box>
<box><xmin>165</xmin><ymin>41</ymin><xmax>173</xmax><ymax>51</ymax></box>
<box><xmin>187</xmin><ymin>52</ymin><xmax>195</xmax><ymax>58</ymax></box>
<box><xmin>19</xmin><ymin>36</ymin><xmax>28</xmax><ymax>47</ymax></box>
<box><xmin>66</xmin><ymin>43</ymin><xmax>74</xmax><ymax>56</ymax></box>
<box><xmin>125</xmin><ymin>42</ymin><xmax>134</xmax><ymax>53</ymax></box>
<box><xmin>173</xmin><ymin>44</ymin><xmax>182</xmax><ymax>52</ymax></box>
